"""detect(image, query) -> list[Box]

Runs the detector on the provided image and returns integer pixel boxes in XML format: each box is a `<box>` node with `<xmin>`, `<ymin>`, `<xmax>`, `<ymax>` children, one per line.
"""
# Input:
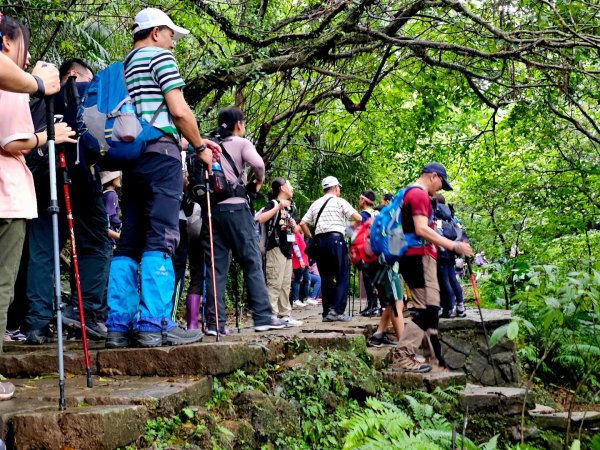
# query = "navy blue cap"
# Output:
<box><xmin>422</xmin><ymin>162</ymin><xmax>452</xmax><ymax>191</ymax></box>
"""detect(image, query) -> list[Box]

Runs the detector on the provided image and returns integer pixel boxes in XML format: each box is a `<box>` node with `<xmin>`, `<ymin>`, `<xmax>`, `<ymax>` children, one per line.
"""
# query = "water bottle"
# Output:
<box><xmin>211</xmin><ymin>160</ymin><xmax>228</xmax><ymax>193</ymax></box>
<box><xmin>112</xmin><ymin>101</ymin><xmax>140</xmax><ymax>142</ymax></box>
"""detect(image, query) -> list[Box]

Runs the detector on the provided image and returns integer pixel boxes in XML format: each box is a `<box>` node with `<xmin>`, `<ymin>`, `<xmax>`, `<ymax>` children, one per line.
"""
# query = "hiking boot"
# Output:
<box><xmin>254</xmin><ymin>317</ymin><xmax>286</xmax><ymax>332</ymax></box>
<box><xmin>135</xmin><ymin>326</ymin><xmax>203</xmax><ymax>348</ymax></box>
<box><xmin>392</xmin><ymin>354</ymin><xmax>432</xmax><ymax>373</ymax></box>
<box><xmin>322</xmin><ymin>311</ymin><xmax>338</xmax><ymax>322</ymax></box>
<box><xmin>292</xmin><ymin>300</ymin><xmax>307</xmax><ymax>308</ymax></box>
<box><xmin>205</xmin><ymin>326</ymin><xmax>230</xmax><ymax>336</ymax></box>
<box><xmin>368</xmin><ymin>333</ymin><xmax>397</xmax><ymax>347</ymax></box>
<box><xmin>105</xmin><ymin>331</ymin><xmax>131</xmax><ymax>349</ymax></box>
<box><xmin>456</xmin><ymin>304</ymin><xmax>467</xmax><ymax>318</ymax></box>
<box><xmin>0</xmin><ymin>381</ymin><xmax>15</xmax><ymax>400</ymax></box>
<box><xmin>25</xmin><ymin>326</ymin><xmax>53</xmax><ymax>345</ymax></box>
<box><xmin>282</xmin><ymin>316</ymin><xmax>303</xmax><ymax>327</ymax></box>
<box><xmin>61</xmin><ymin>305</ymin><xmax>107</xmax><ymax>340</ymax></box>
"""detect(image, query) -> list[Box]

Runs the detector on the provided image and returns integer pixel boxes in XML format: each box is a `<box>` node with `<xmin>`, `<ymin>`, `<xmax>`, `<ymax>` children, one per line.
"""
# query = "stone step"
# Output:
<box><xmin>461</xmin><ymin>383</ymin><xmax>534</xmax><ymax>416</ymax></box>
<box><xmin>529</xmin><ymin>408</ymin><xmax>600</xmax><ymax>430</ymax></box>
<box><xmin>383</xmin><ymin>368</ymin><xmax>466</xmax><ymax>392</ymax></box>
<box><xmin>2</xmin><ymin>375</ymin><xmax>212</xmax><ymax>449</ymax></box>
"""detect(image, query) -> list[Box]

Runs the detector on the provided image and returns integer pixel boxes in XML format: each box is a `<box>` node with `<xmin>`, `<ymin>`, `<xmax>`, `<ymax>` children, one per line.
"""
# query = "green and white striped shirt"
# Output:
<box><xmin>124</xmin><ymin>46</ymin><xmax>185</xmax><ymax>141</ymax></box>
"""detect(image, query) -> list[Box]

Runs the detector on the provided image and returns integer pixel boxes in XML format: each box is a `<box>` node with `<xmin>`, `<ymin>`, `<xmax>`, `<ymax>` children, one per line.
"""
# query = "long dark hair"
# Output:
<box><xmin>268</xmin><ymin>177</ymin><xmax>287</xmax><ymax>200</ymax></box>
<box><xmin>216</xmin><ymin>106</ymin><xmax>244</xmax><ymax>139</ymax></box>
<box><xmin>0</xmin><ymin>14</ymin><xmax>30</xmax><ymax>69</ymax></box>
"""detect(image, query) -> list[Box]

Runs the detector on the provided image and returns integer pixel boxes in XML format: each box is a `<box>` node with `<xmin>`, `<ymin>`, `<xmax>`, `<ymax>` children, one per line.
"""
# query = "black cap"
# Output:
<box><xmin>422</xmin><ymin>162</ymin><xmax>453</xmax><ymax>191</ymax></box>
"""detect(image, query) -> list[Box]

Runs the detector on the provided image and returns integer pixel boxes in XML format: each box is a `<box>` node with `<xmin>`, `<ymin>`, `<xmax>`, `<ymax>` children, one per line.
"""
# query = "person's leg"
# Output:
<box><xmin>331</xmin><ymin>235</ymin><xmax>350</xmax><ymax>315</ymax></box>
<box><xmin>310</xmin><ymin>273</ymin><xmax>321</xmax><ymax>299</ymax></box>
<box><xmin>278</xmin><ymin>257</ymin><xmax>293</xmax><ymax>317</ymax></box>
<box><xmin>437</xmin><ymin>260</ymin><xmax>454</xmax><ymax>317</ymax></box>
<box><xmin>291</xmin><ymin>268</ymin><xmax>302</xmax><ymax>302</ymax></box>
<box><xmin>0</xmin><ymin>219</ymin><xmax>26</xmax><ymax>352</ymax></box>
<box><xmin>171</xmin><ymin>219</ymin><xmax>189</xmax><ymax>320</ymax></box>
<box><xmin>265</xmin><ymin>248</ymin><xmax>286</xmax><ymax>315</ymax></box>
<box><xmin>448</xmin><ymin>260</ymin><xmax>465</xmax><ymax>312</ymax></box>
<box><xmin>7</xmin><ymin>226</ymin><xmax>29</xmax><ymax>333</ymax></box>
<box><xmin>315</xmin><ymin>237</ymin><xmax>334</xmax><ymax>317</ymax></box>
<box><xmin>301</xmin><ymin>268</ymin><xmax>311</xmax><ymax>299</ymax></box>
<box><xmin>220</xmin><ymin>203</ymin><xmax>274</xmax><ymax>327</ymax></box>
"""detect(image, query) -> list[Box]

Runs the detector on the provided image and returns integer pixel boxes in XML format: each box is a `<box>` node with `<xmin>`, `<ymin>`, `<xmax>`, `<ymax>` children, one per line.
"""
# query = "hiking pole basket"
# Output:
<box><xmin>204</xmin><ymin>169</ymin><xmax>221</xmax><ymax>342</ymax></box>
<box><xmin>58</xmin><ymin>150</ymin><xmax>93</xmax><ymax>388</ymax></box>
<box><xmin>45</xmin><ymin>97</ymin><xmax>67</xmax><ymax>410</ymax></box>
<box><xmin>466</xmin><ymin>258</ymin><xmax>499</xmax><ymax>385</ymax></box>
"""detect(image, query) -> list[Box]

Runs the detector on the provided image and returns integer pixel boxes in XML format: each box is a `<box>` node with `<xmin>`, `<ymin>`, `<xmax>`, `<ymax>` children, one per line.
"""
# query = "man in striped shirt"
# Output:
<box><xmin>105</xmin><ymin>8</ymin><xmax>220</xmax><ymax>349</ymax></box>
<box><xmin>300</xmin><ymin>177</ymin><xmax>362</xmax><ymax>322</ymax></box>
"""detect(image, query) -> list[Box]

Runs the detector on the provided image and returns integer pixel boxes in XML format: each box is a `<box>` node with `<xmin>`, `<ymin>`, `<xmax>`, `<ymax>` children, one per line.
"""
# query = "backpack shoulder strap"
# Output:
<box><xmin>314</xmin><ymin>197</ymin><xmax>334</xmax><ymax>232</ymax></box>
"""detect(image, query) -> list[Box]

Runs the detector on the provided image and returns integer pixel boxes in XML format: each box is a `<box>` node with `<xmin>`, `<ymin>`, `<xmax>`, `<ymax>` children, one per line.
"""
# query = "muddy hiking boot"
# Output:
<box><xmin>392</xmin><ymin>351</ymin><xmax>432</xmax><ymax>373</ymax></box>
<box><xmin>105</xmin><ymin>331</ymin><xmax>131</xmax><ymax>349</ymax></box>
<box><xmin>25</xmin><ymin>326</ymin><xmax>53</xmax><ymax>345</ymax></box>
<box><xmin>135</xmin><ymin>321</ymin><xmax>204</xmax><ymax>348</ymax></box>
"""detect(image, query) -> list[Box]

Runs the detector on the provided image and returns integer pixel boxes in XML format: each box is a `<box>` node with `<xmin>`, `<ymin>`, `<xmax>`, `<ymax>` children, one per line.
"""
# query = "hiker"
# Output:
<box><xmin>100</xmin><ymin>171</ymin><xmax>122</xmax><ymax>246</ymax></box>
<box><xmin>357</xmin><ymin>190</ymin><xmax>380</xmax><ymax>317</ymax></box>
<box><xmin>392</xmin><ymin>163</ymin><xmax>472</xmax><ymax>373</ymax></box>
<box><xmin>200</xmin><ymin>106</ymin><xmax>286</xmax><ymax>334</ymax></box>
<box><xmin>299</xmin><ymin>176</ymin><xmax>362</xmax><ymax>322</ymax></box>
<box><xmin>290</xmin><ymin>223</ymin><xmax>319</xmax><ymax>307</ymax></box>
<box><xmin>375</xmin><ymin>193</ymin><xmax>393</xmax><ymax>212</ymax></box>
<box><xmin>365</xmin><ymin>263</ymin><xmax>405</xmax><ymax>348</ymax></box>
<box><xmin>258</xmin><ymin>178</ymin><xmax>304</xmax><ymax>326</ymax></box>
<box><xmin>105</xmin><ymin>8</ymin><xmax>220</xmax><ymax>349</ymax></box>
<box><xmin>433</xmin><ymin>194</ymin><xmax>467</xmax><ymax>318</ymax></box>
<box><xmin>23</xmin><ymin>58</ymin><xmax>111</xmax><ymax>344</ymax></box>
<box><xmin>0</xmin><ymin>14</ymin><xmax>76</xmax><ymax>399</ymax></box>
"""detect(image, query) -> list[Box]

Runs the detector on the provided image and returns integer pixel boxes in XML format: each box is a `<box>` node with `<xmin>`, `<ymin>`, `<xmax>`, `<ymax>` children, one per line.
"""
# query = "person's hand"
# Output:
<box><xmin>54</xmin><ymin>122</ymin><xmax>77</xmax><ymax>144</ymax></box>
<box><xmin>32</xmin><ymin>62</ymin><xmax>60</xmax><ymax>96</ymax></box>
<box><xmin>455</xmin><ymin>242</ymin><xmax>473</xmax><ymax>257</ymax></box>
<box><xmin>289</xmin><ymin>218</ymin><xmax>296</xmax><ymax>228</ymax></box>
<box><xmin>196</xmin><ymin>139</ymin><xmax>221</xmax><ymax>166</ymax></box>
<box><xmin>300</xmin><ymin>261</ymin><xmax>306</xmax><ymax>269</ymax></box>
<box><xmin>279</xmin><ymin>199</ymin><xmax>291</xmax><ymax>209</ymax></box>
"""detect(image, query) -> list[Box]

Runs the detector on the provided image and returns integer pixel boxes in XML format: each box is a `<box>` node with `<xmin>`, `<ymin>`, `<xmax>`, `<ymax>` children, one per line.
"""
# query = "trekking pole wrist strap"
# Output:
<box><xmin>32</xmin><ymin>75</ymin><xmax>45</xmax><ymax>98</ymax></box>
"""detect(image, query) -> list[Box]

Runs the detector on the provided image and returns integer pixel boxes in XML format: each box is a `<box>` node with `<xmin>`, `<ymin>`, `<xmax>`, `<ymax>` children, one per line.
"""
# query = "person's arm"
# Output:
<box><xmin>413</xmin><ymin>215</ymin><xmax>473</xmax><ymax>256</ymax></box>
<box><xmin>300</xmin><ymin>222</ymin><xmax>312</xmax><ymax>239</ymax></box>
<box><xmin>1</xmin><ymin>123</ymin><xmax>76</xmax><ymax>155</ymax></box>
<box><xmin>258</xmin><ymin>200</ymin><xmax>291</xmax><ymax>224</ymax></box>
<box><xmin>108</xmin><ymin>229</ymin><xmax>120</xmax><ymax>240</ymax></box>
<box><xmin>0</xmin><ymin>56</ymin><xmax>60</xmax><ymax>96</ymax></box>
<box><xmin>163</xmin><ymin>88</ymin><xmax>219</xmax><ymax>165</ymax></box>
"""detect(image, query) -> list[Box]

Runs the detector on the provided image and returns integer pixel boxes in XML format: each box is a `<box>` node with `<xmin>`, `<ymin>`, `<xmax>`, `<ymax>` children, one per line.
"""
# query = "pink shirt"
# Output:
<box><xmin>0</xmin><ymin>90</ymin><xmax>38</xmax><ymax>219</ymax></box>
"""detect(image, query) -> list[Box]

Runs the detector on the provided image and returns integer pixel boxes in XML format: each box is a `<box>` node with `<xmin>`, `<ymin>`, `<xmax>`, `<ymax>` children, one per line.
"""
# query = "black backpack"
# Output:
<box><xmin>435</xmin><ymin>203</ymin><xmax>462</xmax><ymax>241</ymax></box>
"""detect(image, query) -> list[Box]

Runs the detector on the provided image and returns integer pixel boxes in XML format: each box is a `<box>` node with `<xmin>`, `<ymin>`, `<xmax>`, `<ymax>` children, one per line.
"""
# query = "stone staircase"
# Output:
<box><xmin>0</xmin><ymin>304</ymin><xmax>581</xmax><ymax>449</ymax></box>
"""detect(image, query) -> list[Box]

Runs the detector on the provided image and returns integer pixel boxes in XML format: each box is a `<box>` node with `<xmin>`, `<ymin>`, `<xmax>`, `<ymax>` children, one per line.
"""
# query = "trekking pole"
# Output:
<box><xmin>466</xmin><ymin>258</ymin><xmax>499</xmax><ymax>385</ymax></box>
<box><xmin>204</xmin><ymin>169</ymin><xmax>221</xmax><ymax>342</ymax></box>
<box><xmin>58</xmin><ymin>150</ymin><xmax>93</xmax><ymax>388</ymax></box>
<box><xmin>232</xmin><ymin>258</ymin><xmax>241</xmax><ymax>333</ymax></box>
<box><xmin>46</xmin><ymin>97</ymin><xmax>67</xmax><ymax>410</ymax></box>
<box><xmin>200</xmin><ymin>264</ymin><xmax>207</xmax><ymax>332</ymax></box>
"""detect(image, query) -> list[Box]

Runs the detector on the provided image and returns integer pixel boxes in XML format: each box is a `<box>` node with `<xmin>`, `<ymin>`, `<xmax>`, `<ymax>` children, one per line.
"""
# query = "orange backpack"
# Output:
<box><xmin>349</xmin><ymin>218</ymin><xmax>377</xmax><ymax>267</ymax></box>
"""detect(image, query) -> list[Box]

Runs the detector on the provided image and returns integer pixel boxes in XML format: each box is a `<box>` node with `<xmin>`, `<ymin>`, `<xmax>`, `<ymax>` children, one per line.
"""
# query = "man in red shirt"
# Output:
<box><xmin>394</xmin><ymin>163</ymin><xmax>473</xmax><ymax>372</ymax></box>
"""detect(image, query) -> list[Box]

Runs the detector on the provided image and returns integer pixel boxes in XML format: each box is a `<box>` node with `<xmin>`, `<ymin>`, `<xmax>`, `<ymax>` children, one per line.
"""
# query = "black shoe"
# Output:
<box><xmin>105</xmin><ymin>331</ymin><xmax>130</xmax><ymax>349</ymax></box>
<box><xmin>62</xmin><ymin>305</ymin><xmax>107</xmax><ymax>340</ymax></box>
<box><xmin>368</xmin><ymin>333</ymin><xmax>397</xmax><ymax>347</ymax></box>
<box><xmin>26</xmin><ymin>327</ymin><xmax>53</xmax><ymax>345</ymax></box>
<box><xmin>135</xmin><ymin>326</ymin><xmax>203</xmax><ymax>348</ymax></box>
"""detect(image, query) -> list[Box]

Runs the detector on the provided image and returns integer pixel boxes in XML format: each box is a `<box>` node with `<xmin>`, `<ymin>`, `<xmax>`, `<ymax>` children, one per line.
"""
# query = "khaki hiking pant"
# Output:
<box><xmin>397</xmin><ymin>255</ymin><xmax>440</xmax><ymax>358</ymax></box>
<box><xmin>266</xmin><ymin>247</ymin><xmax>293</xmax><ymax>316</ymax></box>
<box><xmin>0</xmin><ymin>219</ymin><xmax>26</xmax><ymax>353</ymax></box>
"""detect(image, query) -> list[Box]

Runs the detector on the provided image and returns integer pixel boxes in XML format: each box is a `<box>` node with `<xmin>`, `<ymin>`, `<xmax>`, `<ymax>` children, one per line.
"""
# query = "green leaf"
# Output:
<box><xmin>506</xmin><ymin>321</ymin><xmax>519</xmax><ymax>340</ymax></box>
<box><xmin>488</xmin><ymin>324</ymin><xmax>509</xmax><ymax>348</ymax></box>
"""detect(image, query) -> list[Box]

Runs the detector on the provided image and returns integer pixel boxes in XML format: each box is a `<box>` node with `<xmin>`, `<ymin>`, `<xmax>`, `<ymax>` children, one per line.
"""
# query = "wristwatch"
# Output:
<box><xmin>194</xmin><ymin>144</ymin><xmax>207</xmax><ymax>153</ymax></box>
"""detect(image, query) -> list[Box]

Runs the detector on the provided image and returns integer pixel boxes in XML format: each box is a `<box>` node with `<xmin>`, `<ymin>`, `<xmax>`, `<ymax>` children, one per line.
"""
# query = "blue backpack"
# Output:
<box><xmin>78</xmin><ymin>54</ymin><xmax>164</xmax><ymax>167</ymax></box>
<box><xmin>370</xmin><ymin>185</ymin><xmax>425</xmax><ymax>263</ymax></box>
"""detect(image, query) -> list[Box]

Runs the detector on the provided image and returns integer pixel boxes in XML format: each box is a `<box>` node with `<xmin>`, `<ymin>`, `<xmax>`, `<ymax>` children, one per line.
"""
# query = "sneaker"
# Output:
<box><xmin>314</xmin><ymin>298</ymin><xmax>322</xmax><ymax>304</ymax></box>
<box><xmin>336</xmin><ymin>313</ymin><xmax>352</xmax><ymax>322</ymax></box>
<box><xmin>305</xmin><ymin>298</ymin><xmax>319</xmax><ymax>305</ymax></box>
<box><xmin>0</xmin><ymin>381</ymin><xmax>15</xmax><ymax>400</ymax></box>
<box><xmin>392</xmin><ymin>354</ymin><xmax>432</xmax><ymax>373</ymax></box>
<box><xmin>368</xmin><ymin>333</ymin><xmax>397</xmax><ymax>347</ymax></box>
<box><xmin>322</xmin><ymin>311</ymin><xmax>338</xmax><ymax>322</ymax></box>
<box><xmin>456</xmin><ymin>304</ymin><xmax>467</xmax><ymax>318</ymax></box>
<box><xmin>61</xmin><ymin>305</ymin><xmax>107</xmax><ymax>340</ymax></box>
<box><xmin>105</xmin><ymin>331</ymin><xmax>130</xmax><ymax>349</ymax></box>
<box><xmin>25</xmin><ymin>327</ymin><xmax>53</xmax><ymax>345</ymax></box>
<box><xmin>282</xmin><ymin>316</ymin><xmax>303</xmax><ymax>327</ymax></box>
<box><xmin>205</xmin><ymin>326</ymin><xmax>230</xmax><ymax>336</ymax></box>
<box><xmin>292</xmin><ymin>300</ymin><xmax>307</xmax><ymax>308</ymax></box>
<box><xmin>9</xmin><ymin>329</ymin><xmax>27</xmax><ymax>342</ymax></box>
<box><xmin>254</xmin><ymin>317</ymin><xmax>286</xmax><ymax>332</ymax></box>
<box><xmin>135</xmin><ymin>326</ymin><xmax>203</xmax><ymax>348</ymax></box>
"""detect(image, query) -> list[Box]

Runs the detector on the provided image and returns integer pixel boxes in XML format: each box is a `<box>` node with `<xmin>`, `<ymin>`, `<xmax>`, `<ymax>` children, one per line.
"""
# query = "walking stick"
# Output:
<box><xmin>466</xmin><ymin>258</ymin><xmax>499</xmax><ymax>385</ymax></box>
<box><xmin>45</xmin><ymin>97</ymin><xmax>67</xmax><ymax>410</ymax></box>
<box><xmin>205</xmin><ymin>170</ymin><xmax>221</xmax><ymax>342</ymax></box>
<box><xmin>58</xmin><ymin>150</ymin><xmax>93</xmax><ymax>388</ymax></box>
<box><xmin>232</xmin><ymin>258</ymin><xmax>241</xmax><ymax>333</ymax></box>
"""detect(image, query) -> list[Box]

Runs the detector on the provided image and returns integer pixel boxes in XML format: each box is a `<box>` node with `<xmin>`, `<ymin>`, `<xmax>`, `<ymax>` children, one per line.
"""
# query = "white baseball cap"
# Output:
<box><xmin>133</xmin><ymin>8</ymin><xmax>190</xmax><ymax>40</ymax></box>
<box><xmin>322</xmin><ymin>176</ymin><xmax>341</xmax><ymax>189</ymax></box>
